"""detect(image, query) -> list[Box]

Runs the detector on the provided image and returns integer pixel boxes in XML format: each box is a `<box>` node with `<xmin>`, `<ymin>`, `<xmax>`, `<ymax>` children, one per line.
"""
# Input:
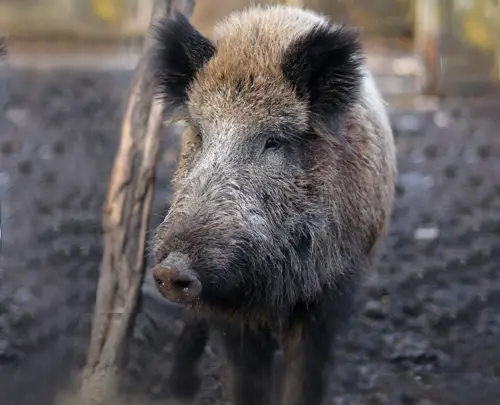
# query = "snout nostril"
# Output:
<box><xmin>172</xmin><ymin>279</ymin><xmax>192</xmax><ymax>292</ymax></box>
<box><xmin>154</xmin><ymin>276</ymin><xmax>165</xmax><ymax>289</ymax></box>
<box><xmin>152</xmin><ymin>266</ymin><xmax>170</xmax><ymax>292</ymax></box>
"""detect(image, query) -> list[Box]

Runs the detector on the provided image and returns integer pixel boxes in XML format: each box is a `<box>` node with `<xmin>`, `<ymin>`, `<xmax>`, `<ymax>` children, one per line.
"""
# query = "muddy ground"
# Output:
<box><xmin>1</xmin><ymin>66</ymin><xmax>500</xmax><ymax>405</ymax></box>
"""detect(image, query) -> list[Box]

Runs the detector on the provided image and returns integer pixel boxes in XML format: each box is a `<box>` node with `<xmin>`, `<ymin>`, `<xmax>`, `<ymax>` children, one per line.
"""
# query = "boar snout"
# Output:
<box><xmin>152</xmin><ymin>252</ymin><xmax>202</xmax><ymax>304</ymax></box>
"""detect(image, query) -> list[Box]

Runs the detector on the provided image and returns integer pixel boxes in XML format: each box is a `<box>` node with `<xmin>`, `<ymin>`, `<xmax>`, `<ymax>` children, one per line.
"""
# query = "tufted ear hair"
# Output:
<box><xmin>282</xmin><ymin>23</ymin><xmax>365</xmax><ymax>131</ymax></box>
<box><xmin>150</xmin><ymin>12</ymin><xmax>216</xmax><ymax>114</ymax></box>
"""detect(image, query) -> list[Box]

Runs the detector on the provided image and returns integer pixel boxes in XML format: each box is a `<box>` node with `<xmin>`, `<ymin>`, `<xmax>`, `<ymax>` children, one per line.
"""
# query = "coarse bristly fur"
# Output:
<box><xmin>151</xmin><ymin>4</ymin><xmax>395</xmax><ymax>321</ymax></box>
<box><xmin>149</xmin><ymin>5</ymin><xmax>396</xmax><ymax>404</ymax></box>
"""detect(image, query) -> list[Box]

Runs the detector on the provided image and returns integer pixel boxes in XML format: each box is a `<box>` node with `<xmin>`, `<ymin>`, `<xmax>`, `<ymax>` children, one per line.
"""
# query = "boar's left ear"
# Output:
<box><xmin>151</xmin><ymin>12</ymin><xmax>216</xmax><ymax>113</ymax></box>
<box><xmin>282</xmin><ymin>24</ymin><xmax>364</xmax><ymax>129</ymax></box>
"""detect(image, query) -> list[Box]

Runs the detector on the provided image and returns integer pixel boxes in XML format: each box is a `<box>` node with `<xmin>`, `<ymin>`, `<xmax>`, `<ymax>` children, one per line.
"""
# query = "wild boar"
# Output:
<box><xmin>149</xmin><ymin>5</ymin><xmax>396</xmax><ymax>405</ymax></box>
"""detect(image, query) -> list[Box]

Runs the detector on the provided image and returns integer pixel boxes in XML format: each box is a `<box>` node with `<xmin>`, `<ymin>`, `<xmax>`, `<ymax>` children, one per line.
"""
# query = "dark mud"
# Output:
<box><xmin>1</xmin><ymin>68</ymin><xmax>500</xmax><ymax>405</ymax></box>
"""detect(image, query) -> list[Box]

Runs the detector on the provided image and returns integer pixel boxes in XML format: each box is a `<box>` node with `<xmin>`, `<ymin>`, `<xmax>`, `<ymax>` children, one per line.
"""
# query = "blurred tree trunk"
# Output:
<box><xmin>78</xmin><ymin>1</ymin><xmax>195</xmax><ymax>404</ymax></box>
<box><xmin>415</xmin><ymin>0</ymin><xmax>500</xmax><ymax>96</ymax></box>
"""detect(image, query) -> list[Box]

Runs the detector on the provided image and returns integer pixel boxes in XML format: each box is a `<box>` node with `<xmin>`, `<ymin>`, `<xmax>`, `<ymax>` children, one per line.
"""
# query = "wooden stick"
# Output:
<box><xmin>79</xmin><ymin>1</ymin><xmax>195</xmax><ymax>404</ymax></box>
<box><xmin>413</xmin><ymin>0</ymin><xmax>441</xmax><ymax>95</ymax></box>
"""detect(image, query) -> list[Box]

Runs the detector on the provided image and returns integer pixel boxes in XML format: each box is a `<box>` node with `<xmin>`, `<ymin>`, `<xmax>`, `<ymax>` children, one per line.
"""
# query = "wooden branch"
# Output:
<box><xmin>0</xmin><ymin>36</ymin><xmax>7</xmax><ymax>56</ymax></box>
<box><xmin>278</xmin><ymin>0</ymin><xmax>304</xmax><ymax>6</ymax></box>
<box><xmin>79</xmin><ymin>1</ymin><xmax>195</xmax><ymax>404</ymax></box>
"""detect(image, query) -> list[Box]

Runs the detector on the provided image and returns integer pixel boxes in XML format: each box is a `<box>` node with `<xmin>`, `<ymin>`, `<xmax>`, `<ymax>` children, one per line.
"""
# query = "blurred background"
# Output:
<box><xmin>0</xmin><ymin>1</ymin><xmax>500</xmax><ymax>405</ymax></box>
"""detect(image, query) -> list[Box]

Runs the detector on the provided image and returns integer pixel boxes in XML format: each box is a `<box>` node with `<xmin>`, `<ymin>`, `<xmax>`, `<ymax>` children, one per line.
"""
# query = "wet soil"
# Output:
<box><xmin>1</xmin><ymin>67</ymin><xmax>499</xmax><ymax>405</ymax></box>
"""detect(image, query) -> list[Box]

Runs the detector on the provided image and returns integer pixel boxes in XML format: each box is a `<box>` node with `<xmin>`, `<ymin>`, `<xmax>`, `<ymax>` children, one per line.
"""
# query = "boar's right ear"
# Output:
<box><xmin>282</xmin><ymin>24</ymin><xmax>364</xmax><ymax>131</ymax></box>
<box><xmin>151</xmin><ymin>12</ymin><xmax>216</xmax><ymax>113</ymax></box>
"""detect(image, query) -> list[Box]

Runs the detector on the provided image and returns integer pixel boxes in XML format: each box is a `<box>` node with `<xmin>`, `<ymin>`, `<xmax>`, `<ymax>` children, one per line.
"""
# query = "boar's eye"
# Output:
<box><xmin>264</xmin><ymin>137</ymin><xmax>282</xmax><ymax>151</ymax></box>
<box><xmin>193</xmin><ymin>129</ymin><xmax>202</xmax><ymax>144</ymax></box>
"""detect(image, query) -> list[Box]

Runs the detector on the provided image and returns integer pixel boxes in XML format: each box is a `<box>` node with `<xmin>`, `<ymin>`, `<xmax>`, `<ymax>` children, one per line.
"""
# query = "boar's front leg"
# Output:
<box><xmin>168</xmin><ymin>316</ymin><xmax>209</xmax><ymax>400</ymax></box>
<box><xmin>282</xmin><ymin>279</ymin><xmax>357</xmax><ymax>405</ymax></box>
<box><xmin>220</xmin><ymin>325</ymin><xmax>276</xmax><ymax>405</ymax></box>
